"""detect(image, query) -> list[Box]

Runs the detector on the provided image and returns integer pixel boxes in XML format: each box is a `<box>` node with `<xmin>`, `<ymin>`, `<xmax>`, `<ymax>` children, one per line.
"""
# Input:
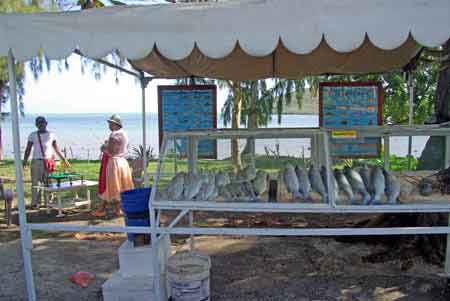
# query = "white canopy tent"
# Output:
<box><xmin>1</xmin><ymin>0</ymin><xmax>449</xmax><ymax>78</ymax></box>
<box><xmin>1</xmin><ymin>0</ymin><xmax>450</xmax><ymax>300</ymax></box>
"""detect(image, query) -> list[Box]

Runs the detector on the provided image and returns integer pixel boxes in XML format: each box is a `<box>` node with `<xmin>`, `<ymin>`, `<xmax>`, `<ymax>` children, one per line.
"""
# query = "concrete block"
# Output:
<box><xmin>102</xmin><ymin>271</ymin><xmax>168</xmax><ymax>301</ymax></box>
<box><xmin>119</xmin><ymin>235</ymin><xmax>171</xmax><ymax>278</ymax></box>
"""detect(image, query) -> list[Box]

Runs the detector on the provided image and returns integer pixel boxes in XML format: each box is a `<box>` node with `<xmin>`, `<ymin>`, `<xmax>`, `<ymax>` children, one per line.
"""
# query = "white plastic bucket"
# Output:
<box><xmin>167</xmin><ymin>251</ymin><xmax>211</xmax><ymax>301</ymax></box>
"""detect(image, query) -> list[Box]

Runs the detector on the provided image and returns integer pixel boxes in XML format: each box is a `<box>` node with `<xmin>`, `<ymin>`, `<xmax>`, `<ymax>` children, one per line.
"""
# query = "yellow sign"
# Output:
<box><xmin>331</xmin><ymin>130</ymin><xmax>358</xmax><ymax>139</ymax></box>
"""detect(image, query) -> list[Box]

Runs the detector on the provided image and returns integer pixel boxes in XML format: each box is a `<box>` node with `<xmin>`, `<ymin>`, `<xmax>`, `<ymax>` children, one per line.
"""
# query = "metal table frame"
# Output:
<box><xmin>145</xmin><ymin>127</ymin><xmax>450</xmax><ymax>301</ymax></box>
<box><xmin>33</xmin><ymin>180</ymin><xmax>97</xmax><ymax>217</ymax></box>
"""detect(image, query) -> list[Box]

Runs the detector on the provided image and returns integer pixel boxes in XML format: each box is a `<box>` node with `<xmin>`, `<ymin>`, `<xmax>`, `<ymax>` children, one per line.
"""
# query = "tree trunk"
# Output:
<box><xmin>0</xmin><ymin>83</ymin><xmax>3</xmax><ymax>161</ymax></box>
<box><xmin>243</xmin><ymin>81</ymin><xmax>258</xmax><ymax>156</ymax></box>
<box><xmin>418</xmin><ymin>39</ymin><xmax>450</xmax><ymax>169</ymax></box>
<box><xmin>435</xmin><ymin>39</ymin><xmax>450</xmax><ymax>123</ymax></box>
<box><xmin>231</xmin><ymin>82</ymin><xmax>242</xmax><ymax>169</ymax></box>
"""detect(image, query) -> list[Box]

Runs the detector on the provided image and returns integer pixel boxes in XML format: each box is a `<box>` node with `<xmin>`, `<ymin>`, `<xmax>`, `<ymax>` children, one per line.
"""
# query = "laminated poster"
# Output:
<box><xmin>319</xmin><ymin>82</ymin><xmax>383</xmax><ymax>158</ymax></box>
<box><xmin>158</xmin><ymin>85</ymin><xmax>217</xmax><ymax>159</ymax></box>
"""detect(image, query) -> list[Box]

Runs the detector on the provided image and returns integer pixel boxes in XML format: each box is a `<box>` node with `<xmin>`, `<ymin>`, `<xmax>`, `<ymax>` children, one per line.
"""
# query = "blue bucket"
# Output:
<box><xmin>124</xmin><ymin>212</ymin><xmax>150</xmax><ymax>241</ymax></box>
<box><xmin>121</xmin><ymin>188</ymin><xmax>151</xmax><ymax>213</ymax></box>
<box><xmin>121</xmin><ymin>188</ymin><xmax>152</xmax><ymax>241</ymax></box>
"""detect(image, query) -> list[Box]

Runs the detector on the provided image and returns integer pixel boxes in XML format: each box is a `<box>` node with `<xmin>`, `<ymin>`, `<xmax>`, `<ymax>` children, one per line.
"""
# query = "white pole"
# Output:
<box><xmin>407</xmin><ymin>73</ymin><xmax>414</xmax><ymax>170</ymax></box>
<box><xmin>148</xmin><ymin>137</ymin><xmax>168</xmax><ymax>301</ymax></box>
<box><xmin>140</xmin><ymin>74</ymin><xmax>149</xmax><ymax>187</ymax></box>
<box><xmin>8</xmin><ymin>49</ymin><xmax>36</xmax><ymax>301</ymax></box>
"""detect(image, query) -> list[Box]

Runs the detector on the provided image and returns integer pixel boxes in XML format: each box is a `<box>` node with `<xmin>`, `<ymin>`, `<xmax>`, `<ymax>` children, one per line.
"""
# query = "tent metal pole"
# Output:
<box><xmin>407</xmin><ymin>72</ymin><xmax>414</xmax><ymax>170</ymax></box>
<box><xmin>140</xmin><ymin>72</ymin><xmax>149</xmax><ymax>187</ymax></box>
<box><xmin>7</xmin><ymin>49</ymin><xmax>36</xmax><ymax>301</ymax></box>
<box><xmin>73</xmin><ymin>50</ymin><xmax>141</xmax><ymax>78</ymax></box>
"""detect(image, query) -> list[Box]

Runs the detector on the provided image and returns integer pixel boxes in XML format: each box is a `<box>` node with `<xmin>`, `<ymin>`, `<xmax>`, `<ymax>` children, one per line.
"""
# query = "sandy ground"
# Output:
<box><xmin>1</xmin><ymin>209</ymin><xmax>450</xmax><ymax>301</ymax></box>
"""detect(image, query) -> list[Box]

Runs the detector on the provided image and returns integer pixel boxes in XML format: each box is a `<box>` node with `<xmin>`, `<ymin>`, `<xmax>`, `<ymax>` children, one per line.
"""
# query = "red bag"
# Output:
<box><xmin>37</xmin><ymin>132</ymin><xmax>57</xmax><ymax>173</ymax></box>
<box><xmin>69</xmin><ymin>271</ymin><xmax>95</xmax><ymax>288</ymax></box>
<box><xmin>44</xmin><ymin>159</ymin><xmax>57</xmax><ymax>173</ymax></box>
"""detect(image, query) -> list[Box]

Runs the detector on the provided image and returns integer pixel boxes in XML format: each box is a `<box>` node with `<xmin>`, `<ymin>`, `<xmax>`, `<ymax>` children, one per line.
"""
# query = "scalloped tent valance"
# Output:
<box><xmin>0</xmin><ymin>0</ymin><xmax>449</xmax><ymax>80</ymax></box>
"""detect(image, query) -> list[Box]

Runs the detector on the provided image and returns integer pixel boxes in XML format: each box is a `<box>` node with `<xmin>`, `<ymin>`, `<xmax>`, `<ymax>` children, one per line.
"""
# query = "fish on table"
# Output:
<box><xmin>309</xmin><ymin>165</ymin><xmax>327</xmax><ymax>202</ymax></box>
<box><xmin>369</xmin><ymin>166</ymin><xmax>385</xmax><ymax>205</ymax></box>
<box><xmin>183</xmin><ymin>173</ymin><xmax>203</xmax><ymax>201</ymax></box>
<box><xmin>359</xmin><ymin>163</ymin><xmax>371</xmax><ymax>193</ymax></box>
<box><xmin>320</xmin><ymin>166</ymin><xmax>340</xmax><ymax>203</ymax></box>
<box><xmin>283</xmin><ymin>164</ymin><xmax>301</xmax><ymax>200</ymax></box>
<box><xmin>295</xmin><ymin>165</ymin><xmax>311</xmax><ymax>201</ymax></box>
<box><xmin>195</xmin><ymin>181</ymin><xmax>216</xmax><ymax>201</ymax></box>
<box><xmin>252</xmin><ymin>170</ymin><xmax>268</xmax><ymax>197</ymax></box>
<box><xmin>215</xmin><ymin>171</ymin><xmax>230</xmax><ymax>187</ymax></box>
<box><xmin>383</xmin><ymin>169</ymin><xmax>400</xmax><ymax>204</ymax></box>
<box><xmin>167</xmin><ymin>172</ymin><xmax>185</xmax><ymax>201</ymax></box>
<box><xmin>344</xmin><ymin>166</ymin><xmax>371</xmax><ymax>205</ymax></box>
<box><xmin>242</xmin><ymin>165</ymin><xmax>257</xmax><ymax>181</ymax></box>
<box><xmin>334</xmin><ymin>168</ymin><xmax>355</xmax><ymax>204</ymax></box>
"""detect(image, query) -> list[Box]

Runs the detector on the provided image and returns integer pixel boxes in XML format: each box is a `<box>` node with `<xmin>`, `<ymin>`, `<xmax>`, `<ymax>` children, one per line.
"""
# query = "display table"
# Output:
<box><xmin>34</xmin><ymin>180</ymin><xmax>98</xmax><ymax>217</ymax></box>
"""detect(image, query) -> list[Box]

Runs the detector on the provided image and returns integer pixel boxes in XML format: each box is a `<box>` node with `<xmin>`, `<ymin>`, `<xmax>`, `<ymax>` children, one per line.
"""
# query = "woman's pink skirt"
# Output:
<box><xmin>99</xmin><ymin>156</ymin><xmax>134</xmax><ymax>202</ymax></box>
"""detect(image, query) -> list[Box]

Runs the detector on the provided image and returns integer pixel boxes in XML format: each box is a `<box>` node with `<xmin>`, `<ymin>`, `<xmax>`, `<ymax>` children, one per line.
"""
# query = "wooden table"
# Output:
<box><xmin>34</xmin><ymin>180</ymin><xmax>98</xmax><ymax>217</ymax></box>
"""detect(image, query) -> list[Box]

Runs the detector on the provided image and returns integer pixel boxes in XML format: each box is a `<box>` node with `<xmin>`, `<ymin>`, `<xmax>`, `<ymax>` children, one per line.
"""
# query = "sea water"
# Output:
<box><xmin>0</xmin><ymin>113</ymin><xmax>428</xmax><ymax>160</ymax></box>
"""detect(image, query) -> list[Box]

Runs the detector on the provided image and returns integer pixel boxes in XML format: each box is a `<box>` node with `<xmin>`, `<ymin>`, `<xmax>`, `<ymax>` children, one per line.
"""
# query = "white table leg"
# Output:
<box><xmin>86</xmin><ymin>189</ymin><xmax>91</xmax><ymax>209</ymax></box>
<box><xmin>56</xmin><ymin>194</ymin><xmax>64</xmax><ymax>218</ymax></box>
<box><xmin>46</xmin><ymin>193</ymin><xmax>51</xmax><ymax>214</ymax></box>
<box><xmin>189</xmin><ymin>211</ymin><xmax>194</xmax><ymax>251</ymax></box>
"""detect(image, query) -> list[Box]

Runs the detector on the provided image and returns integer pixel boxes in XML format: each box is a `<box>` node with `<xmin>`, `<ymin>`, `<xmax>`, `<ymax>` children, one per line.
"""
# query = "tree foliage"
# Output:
<box><xmin>0</xmin><ymin>0</ymin><xmax>53</xmax><ymax>115</ymax></box>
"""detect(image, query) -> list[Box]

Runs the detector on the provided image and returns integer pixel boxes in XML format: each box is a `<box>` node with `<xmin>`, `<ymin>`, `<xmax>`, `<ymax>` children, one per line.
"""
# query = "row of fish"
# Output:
<box><xmin>282</xmin><ymin>164</ymin><xmax>401</xmax><ymax>204</ymax></box>
<box><xmin>157</xmin><ymin>165</ymin><xmax>269</xmax><ymax>202</ymax></box>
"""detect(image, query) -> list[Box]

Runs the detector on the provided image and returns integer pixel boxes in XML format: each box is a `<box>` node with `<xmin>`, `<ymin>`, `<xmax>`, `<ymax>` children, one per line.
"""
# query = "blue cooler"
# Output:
<box><xmin>121</xmin><ymin>188</ymin><xmax>151</xmax><ymax>241</ymax></box>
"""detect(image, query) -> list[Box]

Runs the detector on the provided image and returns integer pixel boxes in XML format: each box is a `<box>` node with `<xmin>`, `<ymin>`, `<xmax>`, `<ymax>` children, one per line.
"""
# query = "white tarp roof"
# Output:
<box><xmin>0</xmin><ymin>0</ymin><xmax>449</xmax><ymax>79</ymax></box>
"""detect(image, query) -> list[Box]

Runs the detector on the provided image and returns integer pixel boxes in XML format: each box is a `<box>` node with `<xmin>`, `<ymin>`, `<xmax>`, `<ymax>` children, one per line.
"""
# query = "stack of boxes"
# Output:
<box><xmin>102</xmin><ymin>235</ymin><xmax>172</xmax><ymax>301</ymax></box>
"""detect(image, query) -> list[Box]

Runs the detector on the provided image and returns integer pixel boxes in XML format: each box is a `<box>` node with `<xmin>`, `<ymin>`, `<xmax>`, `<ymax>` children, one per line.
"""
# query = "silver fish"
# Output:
<box><xmin>228</xmin><ymin>171</ymin><xmax>237</xmax><ymax>183</ymax></box>
<box><xmin>199</xmin><ymin>170</ymin><xmax>211</xmax><ymax>185</ymax></box>
<box><xmin>228</xmin><ymin>182</ymin><xmax>245</xmax><ymax>199</ymax></box>
<box><xmin>195</xmin><ymin>181</ymin><xmax>216</xmax><ymax>201</ymax></box>
<box><xmin>344</xmin><ymin>166</ymin><xmax>370</xmax><ymax>204</ymax></box>
<box><xmin>295</xmin><ymin>165</ymin><xmax>311</xmax><ymax>200</ymax></box>
<box><xmin>167</xmin><ymin>172</ymin><xmax>185</xmax><ymax>201</ymax></box>
<box><xmin>156</xmin><ymin>189</ymin><xmax>168</xmax><ymax>201</ymax></box>
<box><xmin>207</xmin><ymin>186</ymin><xmax>218</xmax><ymax>201</ymax></box>
<box><xmin>369</xmin><ymin>166</ymin><xmax>385</xmax><ymax>204</ymax></box>
<box><xmin>218</xmin><ymin>185</ymin><xmax>233</xmax><ymax>199</ymax></box>
<box><xmin>334</xmin><ymin>169</ymin><xmax>354</xmax><ymax>203</ymax></box>
<box><xmin>215</xmin><ymin>171</ymin><xmax>230</xmax><ymax>187</ymax></box>
<box><xmin>283</xmin><ymin>164</ymin><xmax>301</xmax><ymax>200</ymax></box>
<box><xmin>320</xmin><ymin>166</ymin><xmax>340</xmax><ymax>203</ymax></box>
<box><xmin>241</xmin><ymin>181</ymin><xmax>256</xmax><ymax>198</ymax></box>
<box><xmin>309</xmin><ymin>165</ymin><xmax>327</xmax><ymax>201</ymax></box>
<box><xmin>383</xmin><ymin>169</ymin><xmax>400</xmax><ymax>204</ymax></box>
<box><xmin>183</xmin><ymin>173</ymin><xmax>203</xmax><ymax>200</ymax></box>
<box><xmin>242</xmin><ymin>165</ymin><xmax>257</xmax><ymax>181</ymax></box>
<box><xmin>359</xmin><ymin>164</ymin><xmax>371</xmax><ymax>193</ymax></box>
<box><xmin>252</xmin><ymin>170</ymin><xmax>268</xmax><ymax>197</ymax></box>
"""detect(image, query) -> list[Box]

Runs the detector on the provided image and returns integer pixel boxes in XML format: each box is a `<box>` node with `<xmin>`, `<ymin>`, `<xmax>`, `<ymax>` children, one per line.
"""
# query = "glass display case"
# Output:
<box><xmin>150</xmin><ymin>126</ymin><xmax>450</xmax><ymax>213</ymax></box>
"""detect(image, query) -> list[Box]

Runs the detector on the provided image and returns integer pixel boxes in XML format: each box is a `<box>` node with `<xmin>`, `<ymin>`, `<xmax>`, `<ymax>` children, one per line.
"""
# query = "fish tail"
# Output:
<box><xmin>363</xmin><ymin>195</ymin><xmax>372</xmax><ymax>205</ymax></box>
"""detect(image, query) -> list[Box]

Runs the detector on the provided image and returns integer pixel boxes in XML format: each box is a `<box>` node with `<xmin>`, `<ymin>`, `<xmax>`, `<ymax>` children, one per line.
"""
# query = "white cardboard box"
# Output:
<box><xmin>118</xmin><ymin>235</ymin><xmax>171</xmax><ymax>278</ymax></box>
<box><xmin>102</xmin><ymin>271</ymin><xmax>168</xmax><ymax>301</ymax></box>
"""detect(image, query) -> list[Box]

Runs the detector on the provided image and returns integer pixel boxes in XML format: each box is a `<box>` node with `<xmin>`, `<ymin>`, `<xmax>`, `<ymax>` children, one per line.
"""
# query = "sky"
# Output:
<box><xmin>23</xmin><ymin>54</ymin><xmax>229</xmax><ymax>115</ymax></box>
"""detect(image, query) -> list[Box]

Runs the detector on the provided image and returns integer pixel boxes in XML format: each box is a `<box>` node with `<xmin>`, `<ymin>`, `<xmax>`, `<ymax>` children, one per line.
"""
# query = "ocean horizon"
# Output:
<box><xmin>1</xmin><ymin>113</ymin><xmax>428</xmax><ymax>160</ymax></box>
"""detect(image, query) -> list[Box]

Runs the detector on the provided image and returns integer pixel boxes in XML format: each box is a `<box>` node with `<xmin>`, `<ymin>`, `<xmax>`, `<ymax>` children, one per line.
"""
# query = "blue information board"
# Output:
<box><xmin>158</xmin><ymin>85</ymin><xmax>217</xmax><ymax>158</ymax></box>
<box><xmin>319</xmin><ymin>82</ymin><xmax>383</xmax><ymax>158</ymax></box>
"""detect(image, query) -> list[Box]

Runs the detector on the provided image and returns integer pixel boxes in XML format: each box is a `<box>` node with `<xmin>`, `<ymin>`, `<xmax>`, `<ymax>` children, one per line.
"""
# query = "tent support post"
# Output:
<box><xmin>140</xmin><ymin>73</ymin><xmax>150</xmax><ymax>187</ymax></box>
<box><xmin>8</xmin><ymin>49</ymin><xmax>36</xmax><ymax>301</ymax></box>
<box><xmin>407</xmin><ymin>72</ymin><xmax>414</xmax><ymax>170</ymax></box>
<box><xmin>446</xmin><ymin>213</ymin><xmax>450</xmax><ymax>287</ymax></box>
<box><xmin>383</xmin><ymin>136</ymin><xmax>390</xmax><ymax>170</ymax></box>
